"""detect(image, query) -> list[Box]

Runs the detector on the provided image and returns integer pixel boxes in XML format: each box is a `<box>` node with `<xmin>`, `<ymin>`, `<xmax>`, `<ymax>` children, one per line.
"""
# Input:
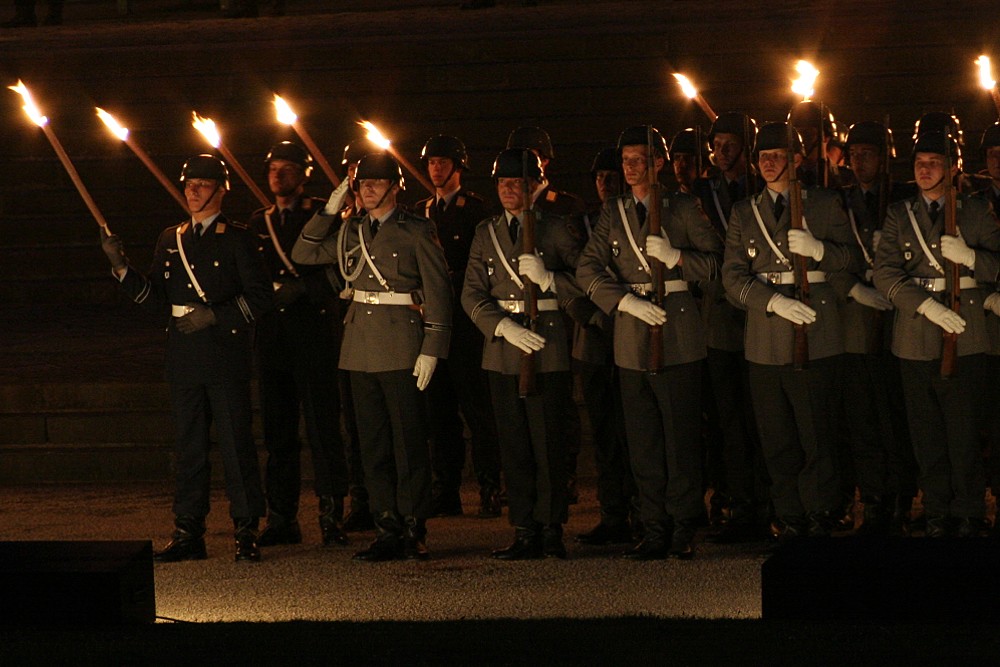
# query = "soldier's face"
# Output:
<box><xmin>986</xmin><ymin>147</ymin><xmax>1000</xmax><ymax>181</ymax></box>
<box><xmin>267</xmin><ymin>159</ymin><xmax>306</xmax><ymax>198</ymax></box>
<box><xmin>758</xmin><ymin>149</ymin><xmax>793</xmax><ymax>184</ymax></box>
<box><xmin>672</xmin><ymin>153</ymin><xmax>697</xmax><ymax>186</ymax></box>
<box><xmin>357</xmin><ymin>178</ymin><xmax>396</xmax><ymax>211</ymax></box>
<box><xmin>497</xmin><ymin>177</ymin><xmax>534</xmax><ymax>213</ymax></box>
<box><xmin>621</xmin><ymin>145</ymin><xmax>662</xmax><ymax>187</ymax></box>
<box><xmin>712</xmin><ymin>133</ymin><xmax>744</xmax><ymax>172</ymax></box>
<box><xmin>595</xmin><ymin>169</ymin><xmax>620</xmax><ymax>203</ymax></box>
<box><xmin>913</xmin><ymin>152</ymin><xmax>950</xmax><ymax>192</ymax></box>
<box><xmin>849</xmin><ymin>144</ymin><xmax>882</xmax><ymax>185</ymax></box>
<box><xmin>184</xmin><ymin>178</ymin><xmax>224</xmax><ymax>214</ymax></box>
<box><xmin>427</xmin><ymin>157</ymin><xmax>459</xmax><ymax>189</ymax></box>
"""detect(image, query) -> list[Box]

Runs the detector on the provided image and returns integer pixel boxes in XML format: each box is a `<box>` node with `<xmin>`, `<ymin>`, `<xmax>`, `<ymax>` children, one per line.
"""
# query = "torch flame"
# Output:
<box><xmin>672</xmin><ymin>73</ymin><xmax>698</xmax><ymax>100</ymax></box>
<box><xmin>791</xmin><ymin>60</ymin><xmax>820</xmax><ymax>101</ymax></box>
<box><xmin>358</xmin><ymin>120</ymin><xmax>391</xmax><ymax>150</ymax></box>
<box><xmin>8</xmin><ymin>79</ymin><xmax>48</xmax><ymax>127</ymax></box>
<box><xmin>95</xmin><ymin>107</ymin><xmax>129</xmax><ymax>141</ymax></box>
<box><xmin>191</xmin><ymin>112</ymin><xmax>221</xmax><ymax>148</ymax></box>
<box><xmin>273</xmin><ymin>94</ymin><xmax>298</xmax><ymax>125</ymax></box>
<box><xmin>977</xmin><ymin>55</ymin><xmax>996</xmax><ymax>91</ymax></box>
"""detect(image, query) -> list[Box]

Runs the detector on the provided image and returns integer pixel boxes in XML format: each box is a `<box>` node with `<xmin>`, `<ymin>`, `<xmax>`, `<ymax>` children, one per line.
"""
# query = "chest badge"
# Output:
<box><xmin>904</xmin><ymin>250</ymin><xmax>913</xmax><ymax>261</ymax></box>
<box><xmin>748</xmin><ymin>246</ymin><xmax>757</xmax><ymax>259</ymax></box>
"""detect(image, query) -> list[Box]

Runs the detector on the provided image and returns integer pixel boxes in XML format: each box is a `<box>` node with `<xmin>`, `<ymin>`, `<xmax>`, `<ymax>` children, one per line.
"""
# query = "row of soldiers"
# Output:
<box><xmin>99</xmin><ymin>102</ymin><xmax>1000</xmax><ymax>562</ymax></box>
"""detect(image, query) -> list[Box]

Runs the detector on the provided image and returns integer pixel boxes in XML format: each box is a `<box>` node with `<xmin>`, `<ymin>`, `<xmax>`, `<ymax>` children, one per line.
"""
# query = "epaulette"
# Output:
<box><xmin>227</xmin><ymin>219</ymin><xmax>248</xmax><ymax>230</ymax></box>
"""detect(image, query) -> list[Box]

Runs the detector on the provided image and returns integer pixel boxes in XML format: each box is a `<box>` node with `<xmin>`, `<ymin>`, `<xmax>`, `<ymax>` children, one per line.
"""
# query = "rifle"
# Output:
<box><xmin>646</xmin><ymin>127</ymin><xmax>665</xmax><ymax>373</ymax></box>
<box><xmin>518</xmin><ymin>151</ymin><xmax>538</xmax><ymax>398</ymax></box>
<box><xmin>819</xmin><ymin>104</ymin><xmax>829</xmax><ymax>188</ymax></box>
<box><xmin>940</xmin><ymin>130</ymin><xmax>959</xmax><ymax>379</ymax></box>
<box><xmin>744</xmin><ymin>114</ymin><xmax>758</xmax><ymax>197</ymax></box>
<box><xmin>787</xmin><ymin>122</ymin><xmax>810</xmax><ymax>369</ymax></box>
<box><xmin>870</xmin><ymin>118</ymin><xmax>893</xmax><ymax>353</ymax></box>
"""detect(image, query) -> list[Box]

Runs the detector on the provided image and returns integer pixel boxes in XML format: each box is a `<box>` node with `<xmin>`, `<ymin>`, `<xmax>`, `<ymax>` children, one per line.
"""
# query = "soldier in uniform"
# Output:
<box><xmin>463</xmin><ymin>148</ymin><xmax>583</xmax><ymax>560</ymax></box>
<box><xmin>787</xmin><ymin>101</ymin><xmax>849</xmax><ymax>188</ymax></box>
<box><xmin>912</xmin><ymin>113</ymin><xmax>991</xmax><ymax>194</ymax></box>
<box><xmin>416</xmin><ymin>135</ymin><xmax>502</xmax><ymax>518</ymax></box>
<box><xmin>691</xmin><ymin>113</ymin><xmax>769</xmax><ymax>543</ymax></box>
<box><xmin>836</xmin><ymin>122</ymin><xmax>917</xmax><ymax>535</ymax></box>
<box><xmin>874</xmin><ymin>131</ymin><xmax>1000</xmax><ymax>537</ymax></box>
<box><xmin>294</xmin><ymin>152</ymin><xmax>452</xmax><ymax>560</ymax></box>
<box><xmin>248</xmin><ymin>142</ymin><xmax>350</xmax><ymax>548</ymax></box>
<box><xmin>668</xmin><ymin>128</ymin><xmax>709</xmax><ymax>194</ymax></box>
<box><xmin>100</xmin><ymin>154</ymin><xmax>273</xmax><ymax>561</ymax></box>
<box><xmin>577</xmin><ymin>126</ymin><xmax>724</xmax><ymax>560</ymax></box>
<box><xmin>722</xmin><ymin>122</ymin><xmax>863</xmax><ymax>540</ymax></box>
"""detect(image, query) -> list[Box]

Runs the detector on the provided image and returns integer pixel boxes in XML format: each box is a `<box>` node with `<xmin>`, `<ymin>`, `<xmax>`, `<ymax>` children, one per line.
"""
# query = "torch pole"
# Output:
<box><xmin>41</xmin><ymin>125</ymin><xmax>111</xmax><ymax>233</ymax></box>
<box><xmin>387</xmin><ymin>146</ymin><xmax>435</xmax><ymax>194</ymax></box>
<box><xmin>291</xmin><ymin>121</ymin><xmax>341</xmax><ymax>187</ymax></box>
<box><xmin>215</xmin><ymin>143</ymin><xmax>271</xmax><ymax>208</ymax></box>
<box><xmin>124</xmin><ymin>137</ymin><xmax>190</xmax><ymax>213</ymax></box>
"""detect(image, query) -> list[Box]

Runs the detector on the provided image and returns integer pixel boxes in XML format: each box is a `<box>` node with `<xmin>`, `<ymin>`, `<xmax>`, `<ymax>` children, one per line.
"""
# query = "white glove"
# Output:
<box><xmin>322</xmin><ymin>176</ymin><xmax>353</xmax><ymax>215</ymax></box>
<box><xmin>495</xmin><ymin>317</ymin><xmax>546</xmax><ymax>353</ymax></box>
<box><xmin>617</xmin><ymin>293</ymin><xmax>667</xmax><ymax>326</ymax></box>
<box><xmin>918</xmin><ymin>297</ymin><xmax>966</xmax><ymax>334</ymax></box>
<box><xmin>985</xmin><ymin>292</ymin><xmax>1000</xmax><ymax>317</ymax></box>
<box><xmin>645</xmin><ymin>234</ymin><xmax>681</xmax><ymax>269</ymax></box>
<box><xmin>787</xmin><ymin>227</ymin><xmax>825</xmax><ymax>261</ymax></box>
<box><xmin>518</xmin><ymin>253</ymin><xmax>555</xmax><ymax>292</ymax></box>
<box><xmin>412</xmin><ymin>354</ymin><xmax>437</xmax><ymax>391</ymax></box>
<box><xmin>871</xmin><ymin>230</ymin><xmax>883</xmax><ymax>253</ymax></box>
<box><xmin>849</xmin><ymin>283</ymin><xmax>893</xmax><ymax>311</ymax></box>
<box><xmin>941</xmin><ymin>231</ymin><xmax>976</xmax><ymax>269</ymax></box>
<box><xmin>768</xmin><ymin>293</ymin><xmax>817</xmax><ymax>325</ymax></box>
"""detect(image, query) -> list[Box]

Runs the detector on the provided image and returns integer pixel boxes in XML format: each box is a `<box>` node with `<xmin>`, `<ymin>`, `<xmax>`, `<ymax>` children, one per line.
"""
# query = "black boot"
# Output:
<box><xmin>234</xmin><ymin>518</ymin><xmax>261</xmax><ymax>562</ymax></box>
<box><xmin>153</xmin><ymin>515</ymin><xmax>207</xmax><ymax>562</ymax></box>
<box><xmin>491</xmin><ymin>525</ymin><xmax>543</xmax><ymax>560</ymax></box>
<box><xmin>542</xmin><ymin>524</ymin><xmax>567</xmax><ymax>559</ymax></box>
<box><xmin>1</xmin><ymin>3</ymin><xmax>37</xmax><ymax>28</ymax></box>
<box><xmin>622</xmin><ymin>520</ymin><xmax>671</xmax><ymax>560</ymax></box>
<box><xmin>924</xmin><ymin>514</ymin><xmax>950</xmax><ymax>538</ymax></box>
<box><xmin>353</xmin><ymin>512</ymin><xmax>403</xmax><ymax>561</ymax></box>
<box><xmin>806</xmin><ymin>511</ymin><xmax>834</xmax><ymax>538</ymax></box>
<box><xmin>402</xmin><ymin>516</ymin><xmax>430</xmax><ymax>560</ymax></box>
<box><xmin>889</xmin><ymin>494</ymin><xmax>913</xmax><ymax>536</ymax></box>
<box><xmin>477</xmin><ymin>483</ymin><xmax>502</xmax><ymax>519</ymax></box>
<box><xmin>343</xmin><ymin>488</ymin><xmax>375</xmax><ymax>532</ymax></box>
<box><xmin>258</xmin><ymin>511</ymin><xmax>302</xmax><ymax>547</ymax></box>
<box><xmin>319</xmin><ymin>496</ymin><xmax>348</xmax><ymax>546</ymax></box>
<box><xmin>708</xmin><ymin>502</ymin><xmax>762</xmax><ymax>544</ymax></box>
<box><xmin>668</xmin><ymin>519</ymin><xmax>697</xmax><ymax>560</ymax></box>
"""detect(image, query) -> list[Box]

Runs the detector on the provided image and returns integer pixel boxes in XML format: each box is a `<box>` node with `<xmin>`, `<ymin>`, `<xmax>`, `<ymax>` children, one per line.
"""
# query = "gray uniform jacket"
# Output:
<box><xmin>723</xmin><ymin>187</ymin><xmax>862</xmax><ymax>366</ymax></box>
<box><xmin>293</xmin><ymin>207</ymin><xmax>452</xmax><ymax>373</ymax></box>
<box><xmin>873</xmin><ymin>194</ymin><xmax>1000</xmax><ymax>361</ymax></box>
<box><xmin>576</xmin><ymin>191</ymin><xmax>723</xmax><ymax>371</ymax></box>
<box><xmin>462</xmin><ymin>210</ymin><xmax>584</xmax><ymax>375</ymax></box>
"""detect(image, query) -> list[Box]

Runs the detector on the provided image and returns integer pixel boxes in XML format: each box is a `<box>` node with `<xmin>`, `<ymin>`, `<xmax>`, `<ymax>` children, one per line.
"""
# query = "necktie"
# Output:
<box><xmin>509</xmin><ymin>216</ymin><xmax>520</xmax><ymax>244</ymax></box>
<box><xmin>773</xmin><ymin>195</ymin><xmax>785</xmax><ymax>220</ymax></box>
<box><xmin>728</xmin><ymin>179</ymin><xmax>741</xmax><ymax>203</ymax></box>
<box><xmin>435</xmin><ymin>198</ymin><xmax>446</xmax><ymax>218</ymax></box>
<box><xmin>635</xmin><ymin>201</ymin><xmax>647</xmax><ymax>226</ymax></box>
<box><xmin>279</xmin><ymin>209</ymin><xmax>289</xmax><ymax>227</ymax></box>
<box><xmin>929</xmin><ymin>200</ymin><xmax>940</xmax><ymax>223</ymax></box>
<box><xmin>194</xmin><ymin>222</ymin><xmax>205</xmax><ymax>237</ymax></box>
<box><xmin>369</xmin><ymin>217</ymin><xmax>380</xmax><ymax>239</ymax></box>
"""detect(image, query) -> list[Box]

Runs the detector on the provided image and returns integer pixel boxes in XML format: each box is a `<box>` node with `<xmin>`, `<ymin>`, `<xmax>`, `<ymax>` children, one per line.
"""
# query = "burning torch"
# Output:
<box><xmin>976</xmin><ymin>55</ymin><xmax>1000</xmax><ymax>117</ymax></box>
<box><xmin>191</xmin><ymin>112</ymin><xmax>270</xmax><ymax>207</ymax></box>
<box><xmin>672</xmin><ymin>73</ymin><xmax>718</xmax><ymax>122</ymax></box>
<box><xmin>273</xmin><ymin>94</ymin><xmax>341</xmax><ymax>187</ymax></box>
<box><xmin>358</xmin><ymin>120</ymin><xmax>435</xmax><ymax>194</ymax></box>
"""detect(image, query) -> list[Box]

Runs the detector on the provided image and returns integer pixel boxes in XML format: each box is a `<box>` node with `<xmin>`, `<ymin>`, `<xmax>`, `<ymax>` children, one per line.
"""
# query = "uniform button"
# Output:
<box><xmin>319</xmin><ymin>309</ymin><xmax>326</xmax><ymax>315</ymax></box>
<box><xmin>368</xmin><ymin>274</ymin><xmax>374</xmax><ymax>279</ymax></box>
<box><xmin>165</xmin><ymin>260</ymin><xmax>171</xmax><ymax>267</ymax></box>
<box><xmin>776</xmin><ymin>241</ymin><xmax>782</xmax><ymax>246</ymax></box>
<box><xmin>279</xmin><ymin>269</ymin><xmax>285</xmax><ymax>275</ymax></box>
<box><xmin>453</xmin><ymin>235</ymin><xmax>460</xmax><ymax>240</ymax></box>
<box><xmin>187</xmin><ymin>283</ymin><xmax>192</xmax><ymax>288</ymax></box>
<box><xmin>258</xmin><ymin>246</ymin><xmax>264</xmax><ymax>252</ymax></box>
<box><xmin>680</xmin><ymin>308</ymin><xmax>685</xmax><ymax>313</ymax></box>
<box><xmin>366</xmin><ymin>310</ymin><xmax>372</xmax><ymax>315</ymax></box>
<box><xmin>213</xmin><ymin>261</ymin><xmax>219</xmax><ymax>267</ymax></box>
<box><xmin>392</xmin><ymin>252</ymin><xmax>398</xmax><ymax>258</ymax></box>
<box><xmin>231</xmin><ymin>329</ymin><xmax>237</xmax><ymax>334</ymax></box>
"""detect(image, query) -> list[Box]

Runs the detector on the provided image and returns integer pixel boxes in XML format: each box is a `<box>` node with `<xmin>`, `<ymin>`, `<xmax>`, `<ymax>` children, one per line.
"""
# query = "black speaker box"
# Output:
<box><xmin>0</xmin><ymin>540</ymin><xmax>155</xmax><ymax>626</ymax></box>
<box><xmin>762</xmin><ymin>537</ymin><xmax>1000</xmax><ymax>620</ymax></box>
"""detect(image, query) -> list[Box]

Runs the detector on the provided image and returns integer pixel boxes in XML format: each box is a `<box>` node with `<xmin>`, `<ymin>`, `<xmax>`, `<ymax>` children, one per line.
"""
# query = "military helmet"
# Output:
<box><xmin>590</xmin><ymin>147</ymin><xmax>619</xmax><ymax>177</ymax></box>
<box><xmin>787</xmin><ymin>101</ymin><xmax>838</xmax><ymax>137</ymax></box>
<box><xmin>506</xmin><ymin>126</ymin><xmax>554</xmax><ymax>160</ymax></box>
<box><xmin>668</xmin><ymin>128</ymin><xmax>709</xmax><ymax>163</ymax></box>
<box><xmin>980</xmin><ymin>122</ymin><xmax>1000</xmax><ymax>155</ymax></box>
<box><xmin>708</xmin><ymin>112</ymin><xmax>757</xmax><ymax>147</ymax></box>
<box><xmin>616</xmin><ymin>125</ymin><xmax>668</xmax><ymax>160</ymax></box>
<box><xmin>912</xmin><ymin>112</ymin><xmax>963</xmax><ymax>147</ymax></box>
<box><xmin>911</xmin><ymin>130</ymin><xmax>962</xmax><ymax>171</ymax></box>
<box><xmin>342</xmin><ymin>141</ymin><xmax>368</xmax><ymax>169</ymax></box>
<box><xmin>844</xmin><ymin>121</ymin><xmax>896</xmax><ymax>164</ymax></box>
<box><xmin>180</xmin><ymin>154</ymin><xmax>230</xmax><ymax>191</ymax></box>
<box><xmin>753</xmin><ymin>122</ymin><xmax>804</xmax><ymax>158</ymax></box>
<box><xmin>492</xmin><ymin>148</ymin><xmax>544</xmax><ymax>182</ymax></box>
<box><xmin>420</xmin><ymin>135</ymin><xmax>471</xmax><ymax>171</ymax></box>
<box><xmin>264</xmin><ymin>141</ymin><xmax>313</xmax><ymax>178</ymax></box>
<box><xmin>353</xmin><ymin>151</ymin><xmax>405</xmax><ymax>191</ymax></box>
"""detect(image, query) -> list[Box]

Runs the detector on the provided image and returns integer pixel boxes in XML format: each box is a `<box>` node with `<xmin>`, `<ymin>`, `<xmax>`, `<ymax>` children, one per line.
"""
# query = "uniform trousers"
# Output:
<box><xmin>169</xmin><ymin>379</ymin><xmax>265</xmax><ymax>520</ymax></box>
<box><xmin>748</xmin><ymin>357</ymin><xmax>840</xmax><ymax>520</ymax></box>
<box><xmin>488</xmin><ymin>371</ymin><xmax>570</xmax><ymax>527</ymax></box>
<box><xmin>619</xmin><ymin>361</ymin><xmax>703</xmax><ymax>525</ymax></box>
<box><xmin>350</xmin><ymin>369</ymin><xmax>432</xmax><ymax>519</ymax></box>
<box><xmin>899</xmin><ymin>355</ymin><xmax>986</xmax><ymax>518</ymax></box>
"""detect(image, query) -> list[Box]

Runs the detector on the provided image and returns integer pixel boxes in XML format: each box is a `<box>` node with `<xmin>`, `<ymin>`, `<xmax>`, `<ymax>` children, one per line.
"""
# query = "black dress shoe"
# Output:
<box><xmin>319</xmin><ymin>496</ymin><xmax>348</xmax><ymax>546</ymax></box>
<box><xmin>542</xmin><ymin>525</ymin><xmax>567</xmax><ymax>559</ymax></box>
<box><xmin>353</xmin><ymin>538</ymin><xmax>402</xmax><ymax>562</ymax></box>
<box><xmin>477</xmin><ymin>485</ymin><xmax>502</xmax><ymax>519</ymax></box>
<box><xmin>621</xmin><ymin>537</ymin><xmax>669</xmax><ymax>560</ymax></box>
<box><xmin>667</xmin><ymin>521</ymin><xmax>696</xmax><ymax>560</ymax></box>
<box><xmin>954</xmin><ymin>517</ymin><xmax>985</xmax><ymax>538</ymax></box>
<box><xmin>402</xmin><ymin>517</ymin><xmax>430</xmax><ymax>560</ymax></box>
<box><xmin>234</xmin><ymin>522</ymin><xmax>261</xmax><ymax>562</ymax></box>
<box><xmin>575</xmin><ymin>521</ymin><xmax>633</xmax><ymax>545</ymax></box>
<box><xmin>258</xmin><ymin>518</ymin><xmax>302</xmax><ymax>547</ymax></box>
<box><xmin>343</xmin><ymin>499</ymin><xmax>376</xmax><ymax>532</ymax></box>
<box><xmin>924</xmin><ymin>514</ymin><xmax>950</xmax><ymax>538</ymax></box>
<box><xmin>153</xmin><ymin>534</ymin><xmax>207</xmax><ymax>562</ymax></box>
<box><xmin>491</xmin><ymin>527</ymin><xmax>543</xmax><ymax>560</ymax></box>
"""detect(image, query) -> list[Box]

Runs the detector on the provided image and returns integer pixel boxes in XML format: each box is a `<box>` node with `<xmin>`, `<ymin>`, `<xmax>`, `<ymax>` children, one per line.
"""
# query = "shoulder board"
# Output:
<box><xmin>455</xmin><ymin>195</ymin><xmax>466</xmax><ymax>208</ymax></box>
<box><xmin>546</xmin><ymin>190</ymin><xmax>559</xmax><ymax>202</ymax></box>
<box><xmin>216</xmin><ymin>222</ymin><xmax>227</xmax><ymax>234</ymax></box>
<box><xmin>227</xmin><ymin>219</ymin><xmax>248</xmax><ymax>230</ymax></box>
<box><xmin>461</xmin><ymin>189</ymin><xmax>485</xmax><ymax>203</ymax></box>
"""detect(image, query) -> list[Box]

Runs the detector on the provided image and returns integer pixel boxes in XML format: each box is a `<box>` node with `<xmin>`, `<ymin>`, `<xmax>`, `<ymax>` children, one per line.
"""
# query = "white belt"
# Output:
<box><xmin>756</xmin><ymin>270</ymin><xmax>827</xmax><ymax>286</ymax></box>
<box><xmin>912</xmin><ymin>276</ymin><xmax>977</xmax><ymax>292</ymax></box>
<box><xmin>497</xmin><ymin>298</ymin><xmax>559</xmax><ymax>314</ymax></box>
<box><xmin>352</xmin><ymin>290</ymin><xmax>416</xmax><ymax>306</ymax></box>
<box><xmin>171</xmin><ymin>305</ymin><xmax>194</xmax><ymax>317</ymax></box>
<box><xmin>628</xmin><ymin>280</ymin><xmax>689</xmax><ymax>296</ymax></box>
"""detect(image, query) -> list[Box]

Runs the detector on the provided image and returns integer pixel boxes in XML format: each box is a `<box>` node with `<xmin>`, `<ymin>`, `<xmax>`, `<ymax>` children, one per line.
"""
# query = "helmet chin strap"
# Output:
<box><xmin>192</xmin><ymin>183</ymin><xmax>221</xmax><ymax>216</ymax></box>
<box><xmin>919</xmin><ymin>173</ymin><xmax>946</xmax><ymax>192</ymax></box>
<box><xmin>369</xmin><ymin>182</ymin><xmax>394</xmax><ymax>213</ymax></box>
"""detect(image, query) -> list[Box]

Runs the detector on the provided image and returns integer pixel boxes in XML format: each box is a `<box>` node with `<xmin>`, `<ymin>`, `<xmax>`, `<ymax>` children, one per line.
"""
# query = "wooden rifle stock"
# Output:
<box><xmin>646</xmin><ymin>128</ymin><xmax>665</xmax><ymax>372</ymax></box>
<box><xmin>941</xmin><ymin>134</ymin><xmax>959</xmax><ymax>379</ymax></box>
<box><xmin>787</xmin><ymin>123</ymin><xmax>810</xmax><ymax>369</ymax></box>
<box><xmin>518</xmin><ymin>153</ymin><xmax>538</xmax><ymax>398</ymax></box>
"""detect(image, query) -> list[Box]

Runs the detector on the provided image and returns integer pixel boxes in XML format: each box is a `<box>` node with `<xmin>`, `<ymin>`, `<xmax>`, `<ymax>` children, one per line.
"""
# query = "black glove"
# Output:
<box><xmin>100</xmin><ymin>226</ymin><xmax>127</xmax><ymax>272</ymax></box>
<box><xmin>175</xmin><ymin>303</ymin><xmax>217</xmax><ymax>334</ymax></box>
<box><xmin>273</xmin><ymin>280</ymin><xmax>306</xmax><ymax>309</ymax></box>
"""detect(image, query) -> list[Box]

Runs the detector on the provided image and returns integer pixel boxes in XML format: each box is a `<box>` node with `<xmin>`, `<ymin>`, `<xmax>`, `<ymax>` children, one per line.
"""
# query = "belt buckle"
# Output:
<box><xmin>364</xmin><ymin>291</ymin><xmax>379</xmax><ymax>305</ymax></box>
<box><xmin>766</xmin><ymin>272</ymin><xmax>781</xmax><ymax>285</ymax></box>
<box><xmin>917</xmin><ymin>278</ymin><xmax>933</xmax><ymax>291</ymax></box>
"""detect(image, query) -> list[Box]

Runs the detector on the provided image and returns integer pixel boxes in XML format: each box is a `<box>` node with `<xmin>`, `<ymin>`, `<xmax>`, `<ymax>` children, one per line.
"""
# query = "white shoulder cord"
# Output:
<box><xmin>175</xmin><ymin>224</ymin><xmax>208</xmax><ymax>303</ymax></box>
<box><xmin>487</xmin><ymin>219</ymin><xmax>524</xmax><ymax>290</ymax></box>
